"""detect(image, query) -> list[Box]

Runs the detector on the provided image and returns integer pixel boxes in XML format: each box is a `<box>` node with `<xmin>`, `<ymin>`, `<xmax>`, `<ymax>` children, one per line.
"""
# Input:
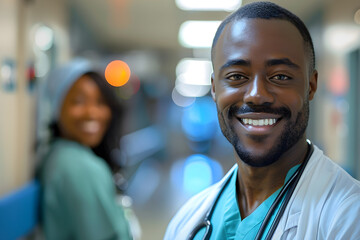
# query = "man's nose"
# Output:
<box><xmin>243</xmin><ymin>75</ymin><xmax>274</xmax><ymax>106</ymax></box>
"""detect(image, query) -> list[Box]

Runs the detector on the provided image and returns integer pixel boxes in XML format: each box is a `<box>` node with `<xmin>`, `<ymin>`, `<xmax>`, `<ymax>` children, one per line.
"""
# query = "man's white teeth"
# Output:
<box><xmin>242</xmin><ymin>118</ymin><xmax>277</xmax><ymax>126</ymax></box>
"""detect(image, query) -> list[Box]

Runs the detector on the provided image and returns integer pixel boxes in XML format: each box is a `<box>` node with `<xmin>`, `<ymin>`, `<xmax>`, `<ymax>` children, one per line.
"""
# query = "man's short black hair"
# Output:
<box><xmin>211</xmin><ymin>1</ymin><xmax>316</xmax><ymax>73</ymax></box>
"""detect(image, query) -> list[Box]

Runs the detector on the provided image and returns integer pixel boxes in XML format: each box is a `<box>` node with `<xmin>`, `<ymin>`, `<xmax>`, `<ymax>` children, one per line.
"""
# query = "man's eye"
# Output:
<box><xmin>227</xmin><ymin>74</ymin><xmax>246</xmax><ymax>81</ymax></box>
<box><xmin>272</xmin><ymin>74</ymin><xmax>291</xmax><ymax>80</ymax></box>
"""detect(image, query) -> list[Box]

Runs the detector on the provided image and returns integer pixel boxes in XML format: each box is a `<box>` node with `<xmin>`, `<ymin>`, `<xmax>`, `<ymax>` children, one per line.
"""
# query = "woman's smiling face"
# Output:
<box><xmin>58</xmin><ymin>74</ymin><xmax>112</xmax><ymax>148</ymax></box>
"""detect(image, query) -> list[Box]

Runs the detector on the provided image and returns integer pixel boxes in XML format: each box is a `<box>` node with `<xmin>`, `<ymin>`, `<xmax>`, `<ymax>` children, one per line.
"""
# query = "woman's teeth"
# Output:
<box><xmin>241</xmin><ymin>118</ymin><xmax>277</xmax><ymax>126</ymax></box>
<box><xmin>81</xmin><ymin>121</ymin><xmax>101</xmax><ymax>133</ymax></box>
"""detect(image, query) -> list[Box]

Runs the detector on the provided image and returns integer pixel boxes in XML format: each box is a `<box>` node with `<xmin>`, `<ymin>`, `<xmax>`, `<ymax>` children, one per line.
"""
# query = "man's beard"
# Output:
<box><xmin>218</xmin><ymin>101</ymin><xmax>309</xmax><ymax>167</ymax></box>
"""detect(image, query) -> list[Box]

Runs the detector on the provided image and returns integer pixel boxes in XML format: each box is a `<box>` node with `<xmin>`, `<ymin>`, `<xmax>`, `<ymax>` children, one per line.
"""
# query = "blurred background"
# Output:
<box><xmin>0</xmin><ymin>0</ymin><xmax>359</xmax><ymax>239</ymax></box>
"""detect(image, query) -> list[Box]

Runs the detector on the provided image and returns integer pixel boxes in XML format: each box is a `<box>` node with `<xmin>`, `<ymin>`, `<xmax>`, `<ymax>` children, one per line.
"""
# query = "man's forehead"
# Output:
<box><xmin>213</xmin><ymin>18</ymin><xmax>305</xmax><ymax>60</ymax></box>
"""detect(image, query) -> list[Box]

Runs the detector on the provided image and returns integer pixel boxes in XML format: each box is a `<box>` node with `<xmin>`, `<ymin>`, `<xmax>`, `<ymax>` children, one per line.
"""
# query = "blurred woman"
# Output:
<box><xmin>37</xmin><ymin>59</ymin><xmax>132</xmax><ymax>240</ymax></box>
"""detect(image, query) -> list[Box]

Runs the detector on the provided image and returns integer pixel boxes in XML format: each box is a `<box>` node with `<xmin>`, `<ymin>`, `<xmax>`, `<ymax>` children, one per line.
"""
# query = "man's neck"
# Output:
<box><xmin>235</xmin><ymin>139</ymin><xmax>309</xmax><ymax>219</ymax></box>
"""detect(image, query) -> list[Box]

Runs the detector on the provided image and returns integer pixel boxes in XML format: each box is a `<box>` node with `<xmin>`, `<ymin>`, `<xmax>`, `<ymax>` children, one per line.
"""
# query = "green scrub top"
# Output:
<box><xmin>39</xmin><ymin>138</ymin><xmax>132</xmax><ymax>240</ymax></box>
<box><xmin>194</xmin><ymin>165</ymin><xmax>299</xmax><ymax>240</ymax></box>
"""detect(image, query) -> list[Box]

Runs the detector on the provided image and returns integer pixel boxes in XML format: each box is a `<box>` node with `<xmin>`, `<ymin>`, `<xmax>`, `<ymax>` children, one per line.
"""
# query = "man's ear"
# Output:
<box><xmin>309</xmin><ymin>70</ymin><xmax>318</xmax><ymax>100</ymax></box>
<box><xmin>211</xmin><ymin>73</ymin><xmax>216</xmax><ymax>101</ymax></box>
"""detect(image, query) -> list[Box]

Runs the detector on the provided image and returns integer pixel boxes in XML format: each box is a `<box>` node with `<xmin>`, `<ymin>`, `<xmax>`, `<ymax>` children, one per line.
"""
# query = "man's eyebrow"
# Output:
<box><xmin>219</xmin><ymin>59</ymin><xmax>251</xmax><ymax>72</ymax></box>
<box><xmin>266</xmin><ymin>58</ymin><xmax>300</xmax><ymax>69</ymax></box>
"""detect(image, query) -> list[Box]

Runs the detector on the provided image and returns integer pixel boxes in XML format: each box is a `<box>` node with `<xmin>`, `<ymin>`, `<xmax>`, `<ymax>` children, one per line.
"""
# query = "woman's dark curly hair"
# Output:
<box><xmin>49</xmin><ymin>71</ymin><xmax>124</xmax><ymax>171</ymax></box>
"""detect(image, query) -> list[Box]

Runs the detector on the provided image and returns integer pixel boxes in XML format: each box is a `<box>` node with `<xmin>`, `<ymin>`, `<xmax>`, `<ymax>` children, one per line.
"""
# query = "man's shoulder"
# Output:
<box><xmin>296</xmin><ymin>144</ymin><xmax>360</xmax><ymax>215</ymax></box>
<box><xmin>164</xmin><ymin>165</ymin><xmax>237</xmax><ymax>240</ymax></box>
<box><xmin>303</xmin><ymin>146</ymin><xmax>360</xmax><ymax>238</ymax></box>
<box><xmin>311</xmin><ymin>145</ymin><xmax>360</xmax><ymax>189</ymax></box>
<box><xmin>164</xmin><ymin>186</ymin><xmax>217</xmax><ymax>240</ymax></box>
<box><xmin>168</xmin><ymin>179</ymin><xmax>220</xmax><ymax>224</ymax></box>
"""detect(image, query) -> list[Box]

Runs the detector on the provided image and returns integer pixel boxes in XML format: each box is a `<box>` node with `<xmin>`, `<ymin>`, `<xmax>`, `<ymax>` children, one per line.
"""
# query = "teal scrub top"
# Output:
<box><xmin>194</xmin><ymin>165</ymin><xmax>299</xmax><ymax>240</ymax></box>
<box><xmin>39</xmin><ymin>138</ymin><xmax>132</xmax><ymax>240</ymax></box>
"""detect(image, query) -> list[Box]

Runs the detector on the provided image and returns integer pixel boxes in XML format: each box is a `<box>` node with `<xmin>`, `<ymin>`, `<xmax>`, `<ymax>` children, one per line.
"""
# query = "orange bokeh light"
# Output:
<box><xmin>105</xmin><ymin>60</ymin><xmax>131</xmax><ymax>87</ymax></box>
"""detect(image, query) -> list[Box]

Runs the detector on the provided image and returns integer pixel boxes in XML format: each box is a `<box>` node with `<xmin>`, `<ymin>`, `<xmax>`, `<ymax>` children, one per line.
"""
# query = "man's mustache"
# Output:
<box><xmin>228</xmin><ymin>105</ymin><xmax>291</xmax><ymax>118</ymax></box>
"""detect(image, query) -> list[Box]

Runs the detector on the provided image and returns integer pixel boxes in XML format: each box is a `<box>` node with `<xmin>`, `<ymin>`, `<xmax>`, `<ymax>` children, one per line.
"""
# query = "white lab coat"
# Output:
<box><xmin>164</xmin><ymin>145</ymin><xmax>360</xmax><ymax>240</ymax></box>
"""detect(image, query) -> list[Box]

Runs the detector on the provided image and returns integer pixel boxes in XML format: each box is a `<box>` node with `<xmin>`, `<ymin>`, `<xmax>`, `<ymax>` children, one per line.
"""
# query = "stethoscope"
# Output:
<box><xmin>187</xmin><ymin>140</ymin><xmax>314</xmax><ymax>240</ymax></box>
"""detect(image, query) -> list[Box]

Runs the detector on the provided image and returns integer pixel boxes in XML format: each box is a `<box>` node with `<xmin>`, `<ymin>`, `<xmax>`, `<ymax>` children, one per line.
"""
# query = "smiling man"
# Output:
<box><xmin>165</xmin><ymin>2</ymin><xmax>360</xmax><ymax>240</ymax></box>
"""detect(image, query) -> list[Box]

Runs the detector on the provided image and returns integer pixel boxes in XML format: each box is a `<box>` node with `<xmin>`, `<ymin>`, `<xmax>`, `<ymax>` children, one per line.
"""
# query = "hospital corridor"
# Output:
<box><xmin>0</xmin><ymin>0</ymin><xmax>360</xmax><ymax>239</ymax></box>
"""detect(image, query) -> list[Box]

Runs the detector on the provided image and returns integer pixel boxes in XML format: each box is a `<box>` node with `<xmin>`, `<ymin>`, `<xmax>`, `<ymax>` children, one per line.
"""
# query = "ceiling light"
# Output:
<box><xmin>175</xmin><ymin>58</ymin><xmax>213</xmax><ymax>97</ymax></box>
<box><xmin>176</xmin><ymin>58</ymin><xmax>212</xmax><ymax>84</ymax></box>
<box><xmin>175</xmin><ymin>80</ymin><xmax>211</xmax><ymax>98</ymax></box>
<box><xmin>179</xmin><ymin>21</ymin><xmax>221</xmax><ymax>48</ymax></box>
<box><xmin>324</xmin><ymin>25</ymin><xmax>360</xmax><ymax>52</ymax></box>
<box><xmin>34</xmin><ymin>25</ymin><xmax>54</xmax><ymax>51</ymax></box>
<box><xmin>171</xmin><ymin>88</ymin><xmax>196</xmax><ymax>107</ymax></box>
<box><xmin>175</xmin><ymin>0</ymin><xmax>242</xmax><ymax>12</ymax></box>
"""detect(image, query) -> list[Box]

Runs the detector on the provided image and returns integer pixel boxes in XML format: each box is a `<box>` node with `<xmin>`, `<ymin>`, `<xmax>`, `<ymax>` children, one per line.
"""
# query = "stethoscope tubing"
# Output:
<box><xmin>256</xmin><ymin>141</ymin><xmax>313</xmax><ymax>240</ymax></box>
<box><xmin>187</xmin><ymin>171</ymin><xmax>233</xmax><ymax>240</ymax></box>
<box><xmin>188</xmin><ymin>141</ymin><xmax>314</xmax><ymax>240</ymax></box>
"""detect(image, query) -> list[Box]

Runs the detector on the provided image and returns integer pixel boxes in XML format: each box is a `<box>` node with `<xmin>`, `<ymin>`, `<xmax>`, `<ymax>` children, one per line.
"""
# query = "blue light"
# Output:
<box><xmin>182</xmin><ymin>154</ymin><xmax>223</xmax><ymax>196</ymax></box>
<box><xmin>170</xmin><ymin>154</ymin><xmax>224</xmax><ymax>197</ymax></box>
<box><xmin>183</xmin><ymin>156</ymin><xmax>212</xmax><ymax>195</ymax></box>
<box><xmin>181</xmin><ymin>96</ymin><xmax>219</xmax><ymax>142</ymax></box>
